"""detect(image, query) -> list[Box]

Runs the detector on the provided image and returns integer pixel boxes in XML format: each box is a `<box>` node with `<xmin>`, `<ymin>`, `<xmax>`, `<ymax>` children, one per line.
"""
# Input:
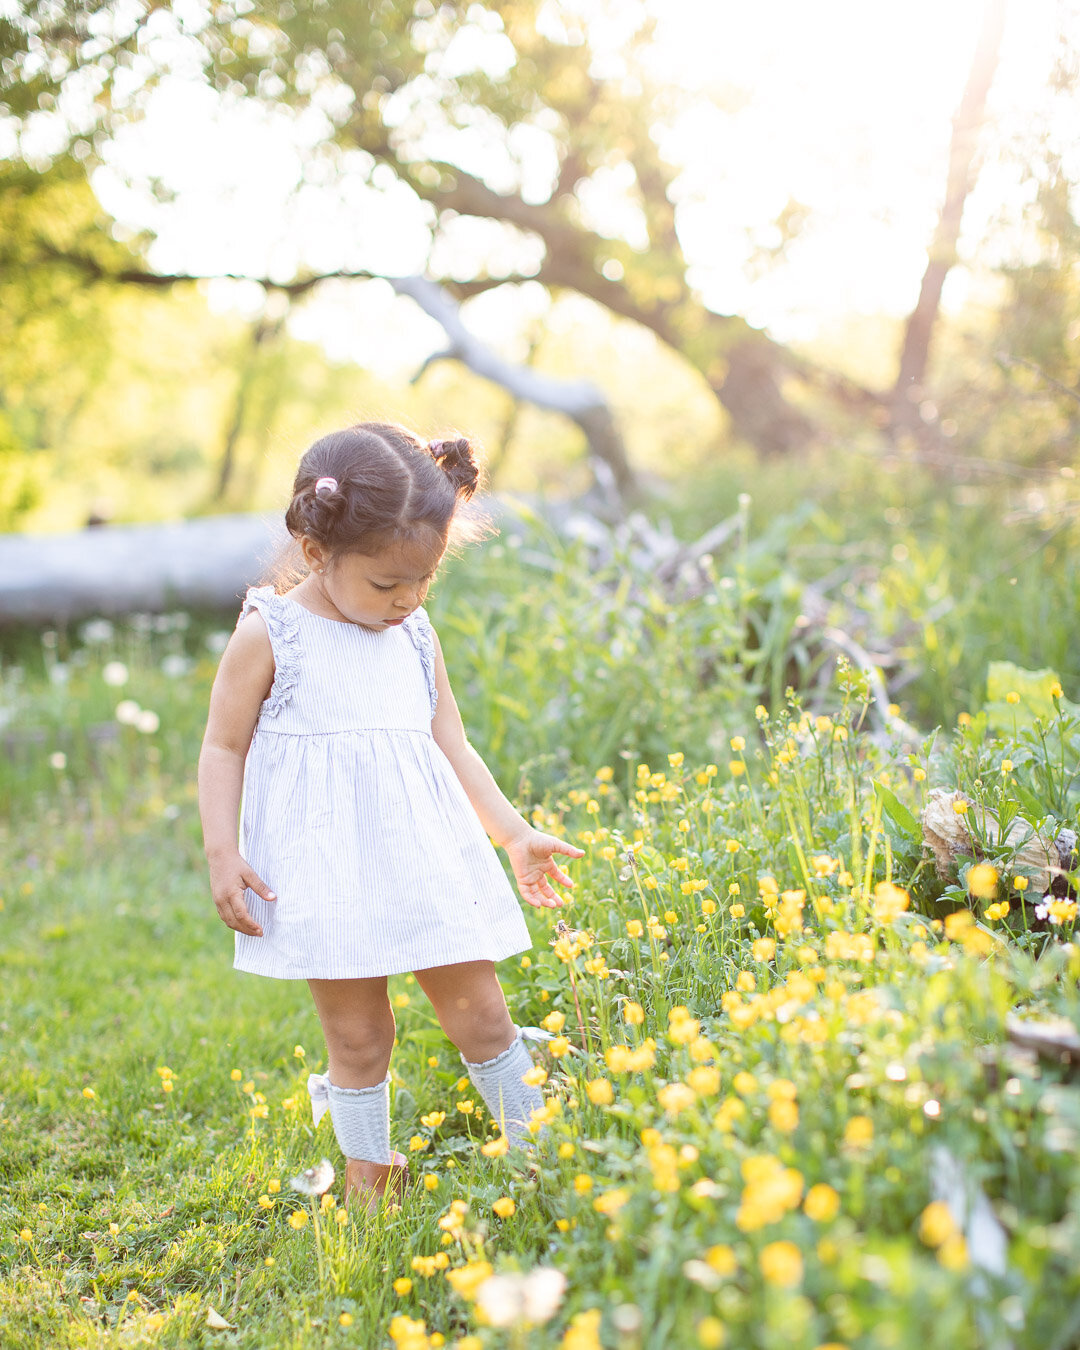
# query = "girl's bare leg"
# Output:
<box><xmin>416</xmin><ymin>960</ymin><xmax>540</xmax><ymax>1143</ymax></box>
<box><xmin>412</xmin><ymin>960</ymin><xmax>515</xmax><ymax>1063</ymax></box>
<box><xmin>306</xmin><ymin>976</ymin><xmax>406</xmax><ymax>1209</ymax></box>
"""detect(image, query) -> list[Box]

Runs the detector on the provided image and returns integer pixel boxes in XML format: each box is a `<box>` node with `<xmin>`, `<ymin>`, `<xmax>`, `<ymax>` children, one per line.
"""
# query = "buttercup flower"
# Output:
<box><xmin>760</xmin><ymin>1240</ymin><xmax>803</xmax><ymax>1287</ymax></box>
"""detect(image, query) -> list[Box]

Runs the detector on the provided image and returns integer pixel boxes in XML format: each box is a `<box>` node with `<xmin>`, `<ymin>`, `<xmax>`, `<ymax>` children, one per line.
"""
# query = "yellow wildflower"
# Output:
<box><xmin>705</xmin><ymin>1243</ymin><xmax>736</xmax><ymax>1275</ymax></box>
<box><xmin>919</xmin><ymin>1201</ymin><xmax>957</xmax><ymax>1247</ymax></box>
<box><xmin>687</xmin><ymin>1066</ymin><xmax>721</xmax><ymax>1095</ymax></box>
<box><xmin>843</xmin><ymin>1116</ymin><xmax>874</xmax><ymax>1148</ymax></box>
<box><xmin>445</xmin><ymin>1260</ymin><xmax>494</xmax><ymax>1301</ymax></box>
<box><xmin>871</xmin><ymin>881</ymin><xmax>910</xmax><ymax>924</ymax></box>
<box><xmin>966</xmin><ymin>864</ymin><xmax>998</xmax><ymax>899</ymax></box>
<box><xmin>593</xmin><ymin>1188</ymin><xmax>630</xmax><ymax>1216</ymax></box>
<box><xmin>804</xmin><ymin>1184</ymin><xmax>840</xmax><ymax>1221</ymax></box>
<box><xmin>562</xmin><ymin>1309</ymin><xmax>603</xmax><ymax>1350</ymax></box>
<box><xmin>658</xmin><ymin>1082</ymin><xmax>697</xmax><ymax>1116</ymax></box>
<box><xmin>760</xmin><ymin>1240</ymin><xmax>803</xmax><ymax>1287</ymax></box>
<box><xmin>768</xmin><ymin>1098</ymin><xmax>798</xmax><ymax>1132</ymax></box>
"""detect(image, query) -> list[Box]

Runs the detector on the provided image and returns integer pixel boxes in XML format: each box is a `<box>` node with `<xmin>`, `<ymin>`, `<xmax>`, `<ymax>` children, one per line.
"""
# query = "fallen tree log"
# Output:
<box><xmin>0</xmin><ymin>514</ymin><xmax>288</xmax><ymax>626</ymax></box>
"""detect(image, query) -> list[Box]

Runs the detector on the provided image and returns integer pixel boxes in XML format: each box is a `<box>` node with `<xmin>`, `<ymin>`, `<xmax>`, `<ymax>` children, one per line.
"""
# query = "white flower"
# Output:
<box><xmin>205</xmin><ymin>632</ymin><xmax>230</xmax><ymax>655</ymax></box>
<box><xmin>102</xmin><ymin>662</ymin><xmax>129</xmax><ymax>687</ymax></box>
<box><xmin>1035</xmin><ymin>900</ymin><xmax>1050</xmax><ymax>921</ymax></box>
<box><xmin>135</xmin><ymin>710</ymin><xmax>160</xmax><ymax>734</ymax></box>
<box><xmin>80</xmin><ymin>620</ymin><xmax>114</xmax><ymax>644</ymax></box>
<box><xmin>521</xmin><ymin>1268</ymin><xmax>567</xmax><ymax>1322</ymax></box>
<box><xmin>475</xmin><ymin>1276</ymin><xmax>522</xmax><ymax>1327</ymax></box>
<box><xmin>48</xmin><ymin>752</ymin><xmax>67</xmax><ymax>770</ymax></box>
<box><xmin>474</xmin><ymin>1268</ymin><xmax>567</xmax><ymax>1327</ymax></box>
<box><xmin>161</xmin><ymin>654</ymin><xmax>190</xmax><ymax>678</ymax></box>
<box><xmin>48</xmin><ymin>664</ymin><xmax>69</xmax><ymax>686</ymax></box>
<box><xmin>289</xmin><ymin>1158</ymin><xmax>335</xmax><ymax>1196</ymax></box>
<box><xmin>115</xmin><ymin>701</ymin><xmax>141</xmax><ymax>725</ymax></box>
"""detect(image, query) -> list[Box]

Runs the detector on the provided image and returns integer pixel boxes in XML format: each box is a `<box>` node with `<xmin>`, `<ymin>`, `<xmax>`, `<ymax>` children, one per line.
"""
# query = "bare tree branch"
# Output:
<box><xmin>390</xmin><ymin>275</ymin><xmax>638</xmax><ymax>502</ymax></box>
<box><xmin>42</xmin><ymin>245</ymin><xmax>639</xmax><ymax>502</ymax></box>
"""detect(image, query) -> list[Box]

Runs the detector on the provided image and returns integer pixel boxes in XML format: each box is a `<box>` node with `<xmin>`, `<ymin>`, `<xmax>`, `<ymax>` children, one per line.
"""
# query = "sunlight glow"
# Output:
<box><xmin>86</xmin><ymin>0</ymin><xmax>1068</xmax><ymax>366</ymax></box>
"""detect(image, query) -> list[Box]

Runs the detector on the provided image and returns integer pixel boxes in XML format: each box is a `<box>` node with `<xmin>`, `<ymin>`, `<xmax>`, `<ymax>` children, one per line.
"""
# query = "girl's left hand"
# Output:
<box><xmin>504</xmin><ymin>827</ymin><xmax>585</xmax><ymax>909</ymax></box>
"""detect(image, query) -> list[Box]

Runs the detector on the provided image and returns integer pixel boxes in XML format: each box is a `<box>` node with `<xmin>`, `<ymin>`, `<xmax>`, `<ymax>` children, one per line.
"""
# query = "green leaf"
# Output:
<box><xmin>985</xmin><ymin>662</ymin><xmax>1078</xmax><ymax>735</ymax></box>
<box><xmin>873</xmin><ymin>780</ymin><xmax>919</xmax><ymax>843</ymax></box>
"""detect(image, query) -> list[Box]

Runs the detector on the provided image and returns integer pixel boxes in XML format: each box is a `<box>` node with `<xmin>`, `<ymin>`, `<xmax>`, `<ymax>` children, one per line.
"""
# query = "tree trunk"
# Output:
<box><xmin>892</xmin><ymin>0</ymin><xmax>1006</xmax><ymax>423</ymax></box>
<box><xmin>718</xmin><ymin>337</ymin><xmax>815</xmax><ymax>455</ymax></box>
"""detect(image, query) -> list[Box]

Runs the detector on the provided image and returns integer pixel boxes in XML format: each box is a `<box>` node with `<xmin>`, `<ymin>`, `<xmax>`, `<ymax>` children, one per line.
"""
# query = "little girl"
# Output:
<box><xmin>198</xmin><ymin>421</ymin><xmax>583</xmax><ymax>1208</ymax></box>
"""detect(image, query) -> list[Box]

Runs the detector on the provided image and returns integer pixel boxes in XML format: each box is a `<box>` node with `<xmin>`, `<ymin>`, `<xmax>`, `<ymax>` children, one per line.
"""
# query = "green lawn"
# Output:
<box><xmin>2</xmin><ymin>535</ymin><xmax>1080</xmax><ymax>1349</ymax></box>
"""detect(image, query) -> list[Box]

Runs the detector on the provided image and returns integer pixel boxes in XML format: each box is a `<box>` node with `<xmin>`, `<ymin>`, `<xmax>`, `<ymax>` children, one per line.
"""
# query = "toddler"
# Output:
<box><xmin>198</xmin><ymin>422</ymin><xmax>582</xmax><ymax>1208</ymax></box>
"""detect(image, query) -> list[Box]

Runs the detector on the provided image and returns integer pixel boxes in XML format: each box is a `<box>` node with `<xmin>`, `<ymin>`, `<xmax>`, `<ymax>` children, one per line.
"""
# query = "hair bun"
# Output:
<box><xmin>428</xmin><ymin>437</ymin><xmax>480</xmax><ymax>501</ymax></box>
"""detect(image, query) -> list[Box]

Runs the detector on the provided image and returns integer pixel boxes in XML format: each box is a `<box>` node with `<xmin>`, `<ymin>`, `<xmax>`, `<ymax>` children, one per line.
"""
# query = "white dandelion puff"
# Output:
<box><xmin>289</xmin><ymin>1158</ymin><xmax>335</xmax><ymax>1196</ymax></box>
<box><xmin>475</xmin><ymin>1268</ymin><xmax>567</xmax><ymax>1327</ymax></box>
<box><xmin>80</xmin><ymin>619</ymin><xmax>115</xmax><ymax>644</ymax></box>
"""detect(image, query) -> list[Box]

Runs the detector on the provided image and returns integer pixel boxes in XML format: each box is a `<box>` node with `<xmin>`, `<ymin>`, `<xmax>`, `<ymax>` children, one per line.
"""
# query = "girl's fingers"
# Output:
<box><xmin>232</xmin><ymin>898</ymin><xmax>264</xmax><ymax>936</ymax></box>
<box><xmin>243</xmin><ymin>870</ymin><xmax>277</xmax><ymax>902</ymax></box>
<box><xmin>519</xmin><ymin>877</ymin><xmax>563</xmax><ymax>909</ymax></box>
<box><xmin>219</xmin><ymin>889</ymin><xmax>264</xmax><ymax>936</ymax></box>
<box><xmin>543</xmin><ymin>860</ymin><xmax>575</xmax><ymax>888</ymax></box>
<box><xmin>552</xmin><ymin>840</ymin><xmax>586</xmax><ymax>858</ymax></box>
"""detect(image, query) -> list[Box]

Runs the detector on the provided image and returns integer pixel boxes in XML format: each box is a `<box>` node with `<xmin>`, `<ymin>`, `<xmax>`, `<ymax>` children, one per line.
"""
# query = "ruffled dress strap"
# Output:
<box><xmin>237</xmin><ymin>585</ymin><xmax>300</xmax><ymax>719</ymax></box>
<box><xmin>402</xmin><ymin>606</ymin><xmax>438</xmax><ymax>719</ymax></box>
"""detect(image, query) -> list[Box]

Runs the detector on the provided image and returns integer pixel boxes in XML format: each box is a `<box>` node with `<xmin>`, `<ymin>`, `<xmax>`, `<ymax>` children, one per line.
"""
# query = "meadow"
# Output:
<box><xmin>1</xmin><ymin>493</ymin><xmax>1079</xmax><ymax>1350</ymax></box>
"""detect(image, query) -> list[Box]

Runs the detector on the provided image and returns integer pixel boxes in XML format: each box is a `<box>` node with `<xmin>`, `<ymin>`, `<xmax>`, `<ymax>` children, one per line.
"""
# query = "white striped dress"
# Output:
<box><xmin>232</xmin><ymin>586</ymin><xmax>532</xmax><ymax>980</ymax></box>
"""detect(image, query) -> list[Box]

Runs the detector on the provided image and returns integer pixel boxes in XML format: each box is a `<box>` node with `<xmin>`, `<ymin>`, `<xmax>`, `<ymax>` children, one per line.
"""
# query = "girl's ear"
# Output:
<box><xmin>299</xmin><ymin>535</ymin><xmax>328</xmax><ymax>574</ymax></box>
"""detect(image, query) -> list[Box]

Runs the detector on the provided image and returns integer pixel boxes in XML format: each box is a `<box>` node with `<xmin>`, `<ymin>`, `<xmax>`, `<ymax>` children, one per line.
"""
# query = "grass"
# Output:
<box><xmin>1</xmin><ymin>512</ymin><xmax>1079</xmax><ymax>1349</ymax></box>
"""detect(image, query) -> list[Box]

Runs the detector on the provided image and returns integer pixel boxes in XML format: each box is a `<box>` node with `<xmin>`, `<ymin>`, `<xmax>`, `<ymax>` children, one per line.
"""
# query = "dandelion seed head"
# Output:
<box><xmin>289</xmin><ymin>1158</ymin><xmax>335</xmax><ymax>1196</ymax></box>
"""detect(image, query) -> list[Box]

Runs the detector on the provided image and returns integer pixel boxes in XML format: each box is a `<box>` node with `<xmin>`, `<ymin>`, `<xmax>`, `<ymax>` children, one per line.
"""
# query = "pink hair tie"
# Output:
<box><xmin>314</xmin><ymin>476</ymin><xmax>338</xmax><ymax>496</ymax></box>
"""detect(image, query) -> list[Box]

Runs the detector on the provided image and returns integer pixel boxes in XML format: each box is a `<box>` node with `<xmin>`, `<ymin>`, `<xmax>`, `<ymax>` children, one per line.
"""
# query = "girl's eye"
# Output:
<box><xmin>372</xmin><ymin>582</ymin><xmax>395</xmax><ymax>593</ymax></box>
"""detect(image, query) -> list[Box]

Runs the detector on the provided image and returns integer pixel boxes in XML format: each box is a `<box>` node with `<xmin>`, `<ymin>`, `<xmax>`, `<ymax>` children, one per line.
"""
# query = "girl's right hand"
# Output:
<box><xmin>207</xmin><ymin>850</ymin><xmax>277</xmax><ymax>936</ymax></box>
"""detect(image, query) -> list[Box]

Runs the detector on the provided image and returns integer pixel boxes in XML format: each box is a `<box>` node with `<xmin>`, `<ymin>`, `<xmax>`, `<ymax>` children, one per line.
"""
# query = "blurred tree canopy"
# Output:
<box><xmin>2</xmin><ymin>1</ymin><xmax>1080</xmax><ymax>529</ymax></box>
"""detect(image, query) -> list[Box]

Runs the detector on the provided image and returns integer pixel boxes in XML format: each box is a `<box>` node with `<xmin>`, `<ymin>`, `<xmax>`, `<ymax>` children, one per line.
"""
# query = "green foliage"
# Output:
<box><xmin>2</xmin><ymin>533</ymin><xmax>1079</xmax><ymax>1348</ymax></box>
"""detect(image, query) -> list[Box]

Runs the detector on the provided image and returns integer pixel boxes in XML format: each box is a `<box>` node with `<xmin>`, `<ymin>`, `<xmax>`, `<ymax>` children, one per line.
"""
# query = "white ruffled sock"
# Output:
<box><xmin>307</xmin><ymin>1071</ymin><xmax>393</xmax><ymax>1164</ymax></box>
<box><xmin>463</xmin><ymin>1028</ymin><xmax>545</xmax><ymax>1147</ymax></box>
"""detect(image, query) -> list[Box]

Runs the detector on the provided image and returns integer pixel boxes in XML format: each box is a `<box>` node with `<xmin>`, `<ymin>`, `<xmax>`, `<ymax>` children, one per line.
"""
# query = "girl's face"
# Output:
<box><xmin>302</xmin><ymin>536</ymin><xmax>444</xmax><ymax>631</ymax></box>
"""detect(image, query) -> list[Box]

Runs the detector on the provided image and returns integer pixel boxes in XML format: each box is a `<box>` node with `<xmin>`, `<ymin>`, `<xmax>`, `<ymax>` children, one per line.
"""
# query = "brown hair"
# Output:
<box><xmin>284</xmin><ymin>422</ymin><xmax>484</xmax><ymax>570</ymax></box>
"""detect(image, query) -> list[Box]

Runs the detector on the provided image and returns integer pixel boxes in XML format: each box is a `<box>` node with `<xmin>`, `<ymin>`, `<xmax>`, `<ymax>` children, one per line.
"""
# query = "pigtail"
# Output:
<box><xmin>428</xmin><ymin>437</ymin><xmax>480</xmax><ymax>501</ymax></box>
<box><xmin>284</xmin><ymin>475</ymin><xmax>349</xmax><ymax>544</ymax></box>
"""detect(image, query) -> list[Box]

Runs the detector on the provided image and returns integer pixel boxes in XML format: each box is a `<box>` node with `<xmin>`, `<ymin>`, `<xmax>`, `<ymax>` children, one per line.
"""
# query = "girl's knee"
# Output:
<box><xmin>321</xmin><ymin>1009</ymin><xmax>396</xmax><ymax>1082</ymax></box>
<box><xmin>440</xmin><ymin>996</ymin><xmax>515</xmax><ymax>1063</ymax></box>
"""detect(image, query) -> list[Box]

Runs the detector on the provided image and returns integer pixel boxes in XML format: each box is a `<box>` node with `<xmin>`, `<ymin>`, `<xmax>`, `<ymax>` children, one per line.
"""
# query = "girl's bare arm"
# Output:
<box><xmin>429</xmin><ymin>628</ymin><xmax>583</xmax><ymax>908</ymax></box>
<box><xmin>197</xmin><ymin>613</ymin><xmax>277</xmax><ymax>935</ymax></box>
